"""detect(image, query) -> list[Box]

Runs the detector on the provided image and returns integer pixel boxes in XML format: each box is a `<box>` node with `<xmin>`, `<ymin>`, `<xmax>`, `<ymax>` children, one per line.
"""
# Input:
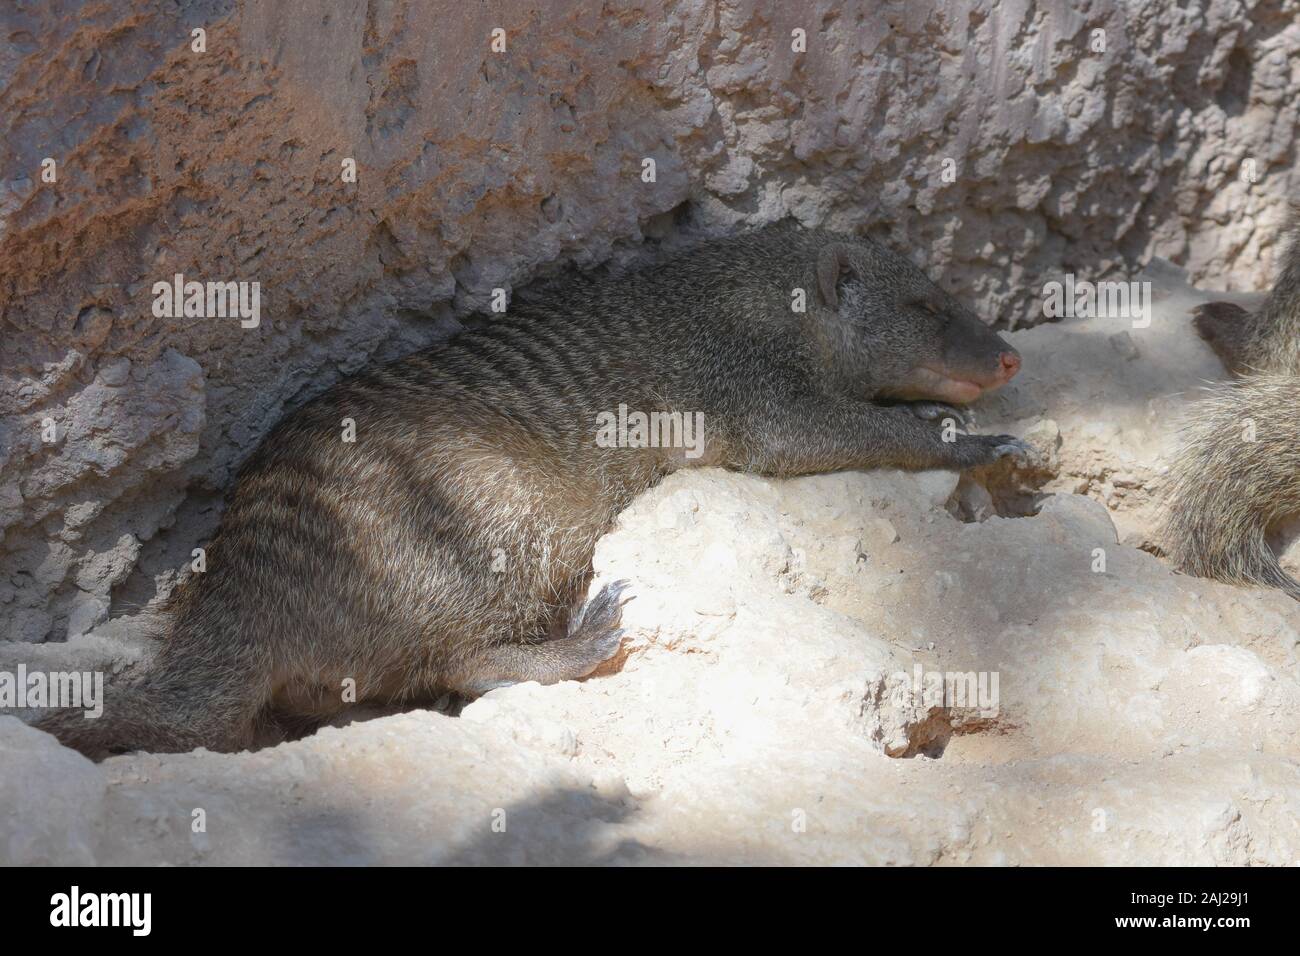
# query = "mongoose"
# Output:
<box><xmin>36</xmin><ymin>222</ymin><xmax>1025</xmax><ymax>758</ymax></box>
<box><xmin>1160</xmin><ymin>203</ymin><xmax>1300</xmax><ymax>600</ymax></box>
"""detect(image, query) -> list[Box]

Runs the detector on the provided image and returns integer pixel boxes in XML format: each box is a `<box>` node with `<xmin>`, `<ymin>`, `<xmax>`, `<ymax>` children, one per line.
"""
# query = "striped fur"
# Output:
<box><xmin>36</xmin><ymin>223</ymin><xmax>1021</xmax><ymax>758</ymax></box>
<box><xmin>1161</xmin><ymin>203</ymin><xmax>1300</xmax><ymax>599</ymax></box>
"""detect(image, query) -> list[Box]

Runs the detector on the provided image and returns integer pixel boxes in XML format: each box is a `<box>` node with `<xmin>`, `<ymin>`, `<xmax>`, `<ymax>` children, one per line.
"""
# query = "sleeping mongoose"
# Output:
<box><xmin>36</xmin><ymin>222</ymin><xmax>1025</xmax><ymax>758</ymax></box>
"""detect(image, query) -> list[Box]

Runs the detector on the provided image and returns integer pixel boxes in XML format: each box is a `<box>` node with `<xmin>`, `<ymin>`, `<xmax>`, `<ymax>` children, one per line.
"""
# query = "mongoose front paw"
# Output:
<box><xmin>992</xmin><ymin>436</ymin><xmax>1031</xmax><ymax>459</ymax></box>
<box><xmin>955</xmin><ymin>434</ymin><xmax>1030</xmax><ymax>468</ymax></box>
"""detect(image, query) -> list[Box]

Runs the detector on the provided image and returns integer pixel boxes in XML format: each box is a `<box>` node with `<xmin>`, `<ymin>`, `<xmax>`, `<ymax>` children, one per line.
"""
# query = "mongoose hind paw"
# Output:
<box><xmin>569</xmin><ymin>579</ymin><xmax>634</xmax><ymax>669</ymax></box>
<box><xmin>592</xmin><ymin>628</ymin><xmax>627</xmax><ymax>662</ymax></box>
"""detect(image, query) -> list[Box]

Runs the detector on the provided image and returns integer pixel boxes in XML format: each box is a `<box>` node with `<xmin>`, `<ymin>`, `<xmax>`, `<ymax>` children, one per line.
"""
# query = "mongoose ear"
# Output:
<box><xmin>816</xmin><ymin>243</ymin><xmax>854</xmax><ymax>309</ymax></box>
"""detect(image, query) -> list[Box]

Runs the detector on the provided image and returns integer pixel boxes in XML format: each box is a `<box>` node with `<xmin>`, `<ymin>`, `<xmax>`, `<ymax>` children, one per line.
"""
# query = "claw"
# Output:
<box><xmin>992</xmin><ymin>437</ymin><xmax>1031</xmax><ymax>459</ymax></box>
<box><xmin>595</xmin><ymin>628</ymin><xmax>626</xmax><ymax>660</ymax></box>
<box><xmin>909</xmin><ymin>401</ymin><xmax>970</xmax><ymax>428</ymax></box>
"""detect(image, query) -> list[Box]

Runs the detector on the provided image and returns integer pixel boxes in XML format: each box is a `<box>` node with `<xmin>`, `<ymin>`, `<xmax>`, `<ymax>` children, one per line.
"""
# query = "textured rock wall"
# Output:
<box><xmin>2</xmin><ymin>0</ymin><xmax>1300</xmax><ymax>641</ymax></box>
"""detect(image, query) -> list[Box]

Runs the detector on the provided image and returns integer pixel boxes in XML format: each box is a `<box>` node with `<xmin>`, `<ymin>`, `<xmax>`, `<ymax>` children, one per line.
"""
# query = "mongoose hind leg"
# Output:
<box><xmin>445</xmin><ymin>580</ymin><xmax>631</xmax><ymax>696</ymax></box>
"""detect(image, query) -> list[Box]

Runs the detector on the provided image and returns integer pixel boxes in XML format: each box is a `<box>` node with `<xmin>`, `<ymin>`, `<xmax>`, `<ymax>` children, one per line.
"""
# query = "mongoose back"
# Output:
<box><xmin>37</xmin><ymin>223</ymin><xmax>1024</xmax><ymax>758</ymax></box>
<box><xmin>1161</xmin><ymin>203</ymin><xmax>1300</xmax><ymax>599</ymax></box>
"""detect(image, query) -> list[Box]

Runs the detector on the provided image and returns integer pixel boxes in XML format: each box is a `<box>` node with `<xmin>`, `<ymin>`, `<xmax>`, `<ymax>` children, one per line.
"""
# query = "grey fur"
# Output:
<box><xmin>1161</xmin><ymin>203</ymin><xmax>1300</xmax><ymax>599</ymax></box>
<box><xmin>35</xmin><ymin>223</ymin><xmax>1022</xmax><ymax>758</ymax></box>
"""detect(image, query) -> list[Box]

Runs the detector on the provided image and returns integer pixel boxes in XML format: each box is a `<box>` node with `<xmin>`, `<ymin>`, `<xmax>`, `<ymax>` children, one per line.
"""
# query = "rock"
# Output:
<box><xmin>952</xmin><ymin>477</ymin><xmax>996</xmax><ymax>523</ymax></box>
<box><xmin>5</xmin><ymin>1</ymin><xmax>1300</xmax><ymax>641</ymax></box>
<box><xmin>864</xmin><ymin>516</ymin><xmax>901</xmax><ymax>546</ymax></box>
<box><xmin>1108</xmin><ymin>331</ymin><xmax>1140</xmax><ymax>360</ymax></box>
<box><xmin>0</xmin><ymin>718</ymin><xmax>107</xmax><ymax>865</ymax></box>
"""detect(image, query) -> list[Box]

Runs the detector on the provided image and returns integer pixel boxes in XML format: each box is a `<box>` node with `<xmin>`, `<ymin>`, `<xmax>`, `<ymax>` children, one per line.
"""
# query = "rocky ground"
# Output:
<box><xmin>4</xmin><ymin>264</ymin><xmax>1299</xmax><ymax>866</ymax></box>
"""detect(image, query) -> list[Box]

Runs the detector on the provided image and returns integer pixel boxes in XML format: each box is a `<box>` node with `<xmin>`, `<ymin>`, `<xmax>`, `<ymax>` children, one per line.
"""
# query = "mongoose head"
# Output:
<box><xmin>815</xmin><ymin>239</ymin><xmax>1021</xmax><ymax>404</ymax></box>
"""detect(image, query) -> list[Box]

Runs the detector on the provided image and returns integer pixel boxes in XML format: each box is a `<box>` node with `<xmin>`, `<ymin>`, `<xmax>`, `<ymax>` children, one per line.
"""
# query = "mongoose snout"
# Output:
<box><xmin>905</xmin><ymin>347</ymin><xmax>1021</xmax><ymax>404</ymax></box>
<box><xmin>871</xmin><ymin>296</ymin><xmax>1022</xmax><ymax>405</ymax></box>
<box><xmin>998</xmin><ymin>349</ymin><xmax>1023</xmax><ymax>379</ymax></box>
<box><xmin>36</xmin><ymin>222</ymin><xmax>1030</xmax><ymax>759</ymax></box>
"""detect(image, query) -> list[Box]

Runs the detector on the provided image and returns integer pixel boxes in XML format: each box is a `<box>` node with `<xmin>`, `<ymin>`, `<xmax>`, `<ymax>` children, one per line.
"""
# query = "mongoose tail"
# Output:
<box><xmin>34</xmin><ymin>645</ymin><xmax>269</xmax><ymax>760</ymax></box>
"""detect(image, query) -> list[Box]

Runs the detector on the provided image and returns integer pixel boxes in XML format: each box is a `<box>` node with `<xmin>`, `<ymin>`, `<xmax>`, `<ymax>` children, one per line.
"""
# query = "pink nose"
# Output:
<box><xmin>999</xmin><ymin>351</ymin><xmax>1021</xmax><ymax>380</ymax></box>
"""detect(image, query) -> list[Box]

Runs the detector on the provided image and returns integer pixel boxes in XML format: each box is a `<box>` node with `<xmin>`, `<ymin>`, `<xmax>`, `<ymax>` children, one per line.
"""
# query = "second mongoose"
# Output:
<box><xmin>1161</xmin><ymin>202</ymin><xmax>1300</xmax><ymax>600</ymax></box>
